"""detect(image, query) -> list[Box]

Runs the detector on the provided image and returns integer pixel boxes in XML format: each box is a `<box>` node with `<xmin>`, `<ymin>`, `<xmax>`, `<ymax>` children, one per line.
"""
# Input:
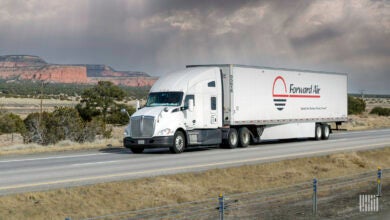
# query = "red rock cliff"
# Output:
<box><xmin>18</xmin><ymin>65</ymin><xmax>88</xmax><ymax>83</ymax></box>
<box><xmin>0</xmin><ymin>55</ymin><xmax>157</xmax><ymax>87</ymax></box>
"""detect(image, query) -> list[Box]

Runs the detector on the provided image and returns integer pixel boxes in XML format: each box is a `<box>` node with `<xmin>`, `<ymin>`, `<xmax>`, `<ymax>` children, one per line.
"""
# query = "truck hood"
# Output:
<box><xmin>131</xmin><ymin>106</ymin><xmax>176</xmax><ymax>118</ymax></box>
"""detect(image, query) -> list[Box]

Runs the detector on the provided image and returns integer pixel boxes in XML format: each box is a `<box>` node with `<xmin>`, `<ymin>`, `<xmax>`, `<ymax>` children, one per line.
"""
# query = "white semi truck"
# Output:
<box><xmin>123</xmin><ymin>64</ymin><xmax>347</xmax><ymax>153</ymax></box>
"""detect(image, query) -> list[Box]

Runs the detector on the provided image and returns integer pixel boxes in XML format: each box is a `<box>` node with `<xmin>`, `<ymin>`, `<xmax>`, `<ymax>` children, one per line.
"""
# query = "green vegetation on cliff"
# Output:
<box><xmin>0</xmin><ymin>80</ymin><xmax>149</xmax><ymax>100</ymax></box>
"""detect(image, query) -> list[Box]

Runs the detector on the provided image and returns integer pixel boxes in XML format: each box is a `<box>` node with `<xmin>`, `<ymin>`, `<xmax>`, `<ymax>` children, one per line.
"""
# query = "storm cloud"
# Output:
<box><xmin>0</xmin><ymin>0</ymin><xmax>389</xmax><ymax>93</ymax></box>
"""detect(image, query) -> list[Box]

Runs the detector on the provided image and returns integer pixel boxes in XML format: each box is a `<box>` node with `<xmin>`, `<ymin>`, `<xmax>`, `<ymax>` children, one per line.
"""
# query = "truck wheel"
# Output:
<box><xmin>170</xmin><ymin>131</ymin><xmax>186</xmax><ymax>153</ymax></box>
<box><xmin>226</xmin><ymin>128</ymin><xmax>238</xmax><ymax>149</ymax></box>
<box><xmin>238</xmin><ymin>127</ymin><xmax>250</xmax><ymax>148</ymax></box>
<box><xmin>321</xmin><ymin>124</ymin><xmax>330</xmax><ymax>140</ymax></box>
<box><xmin>315</xmin><ymin>124</ymin><xmax>322</xmax><ymax>140</ymax></box>
<box><xmin>130</xmin><ymin>147</ymin><xmax>144</xmax><ymax>154</ymax></box>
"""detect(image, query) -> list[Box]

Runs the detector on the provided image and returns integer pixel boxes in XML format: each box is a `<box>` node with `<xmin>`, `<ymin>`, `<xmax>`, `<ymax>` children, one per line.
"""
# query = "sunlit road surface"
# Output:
<box><xmin>0</xmin><ymin>129</ymin><xmax>389</xmax><ymax>195</ymax></box>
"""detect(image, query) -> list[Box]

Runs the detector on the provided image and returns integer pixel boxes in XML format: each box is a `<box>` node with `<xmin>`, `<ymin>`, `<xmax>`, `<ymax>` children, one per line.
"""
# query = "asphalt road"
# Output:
<box><xmin>0</xmin><ymin>129</ymin><xmax>389</xmax><ymax>195</ymax></box>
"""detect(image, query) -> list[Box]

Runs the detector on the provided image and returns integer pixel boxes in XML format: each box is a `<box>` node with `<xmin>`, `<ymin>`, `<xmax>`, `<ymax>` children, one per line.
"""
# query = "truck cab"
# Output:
<box><xmin>123</xmin><ymin>67</ymin><xmax>223</xmax><ymax>153</ymax></box>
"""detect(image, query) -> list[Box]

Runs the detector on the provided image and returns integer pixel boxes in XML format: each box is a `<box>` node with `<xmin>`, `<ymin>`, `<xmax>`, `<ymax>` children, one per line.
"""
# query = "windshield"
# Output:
<box><xmin>146</xmin><ymin>92</ymin><xmax>184</xmax><ymax>107</ymax></box>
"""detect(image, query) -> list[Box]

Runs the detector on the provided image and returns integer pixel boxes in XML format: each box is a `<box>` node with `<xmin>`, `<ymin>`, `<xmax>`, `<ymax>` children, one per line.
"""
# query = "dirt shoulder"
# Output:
<box><xmin>0</xmin><ymin>147</ymin><xmax>389</xmax><ymax>219</ymax></box>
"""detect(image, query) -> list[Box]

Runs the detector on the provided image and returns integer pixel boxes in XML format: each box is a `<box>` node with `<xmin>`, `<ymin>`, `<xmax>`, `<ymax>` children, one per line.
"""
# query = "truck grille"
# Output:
<box><xmin>131</xmin><ymin>116</ymin><xmax>155</xmax><ymax>138</ymax></box>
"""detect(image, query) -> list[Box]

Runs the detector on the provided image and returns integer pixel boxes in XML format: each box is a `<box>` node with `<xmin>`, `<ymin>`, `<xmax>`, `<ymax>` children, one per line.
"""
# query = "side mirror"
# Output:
<box><xmin>136</xmin><ymin>100</ymin><xmax>140</xmax><ymax>110</ymax></box>
<box><xmin>188</xmin><ymin>99</ymin><xmax>194</xmax><ymax>112</ymax></box>
<box><xmin>121</xmin><ymin>108</ymin><xmax>131</xmax><ymax>120</ymax></box>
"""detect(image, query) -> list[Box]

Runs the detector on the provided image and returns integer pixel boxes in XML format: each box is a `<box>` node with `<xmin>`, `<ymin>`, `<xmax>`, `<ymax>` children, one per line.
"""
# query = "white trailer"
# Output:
<box><xmin>123</xmin><ymin>64</ymin><xmax>347</xmax><ymax>153</ymax></box>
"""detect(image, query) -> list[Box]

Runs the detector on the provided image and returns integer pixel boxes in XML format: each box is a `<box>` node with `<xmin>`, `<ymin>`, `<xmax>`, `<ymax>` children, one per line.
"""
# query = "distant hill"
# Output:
<box><xmin>80</xmin><ymin>64</ymin><xmax>149</xmax><ymax>78</ymax></box>
<box><xmin>0</xmin><ymin>55</ymin><xmax>157</xmax><ymax>87</ymax></box>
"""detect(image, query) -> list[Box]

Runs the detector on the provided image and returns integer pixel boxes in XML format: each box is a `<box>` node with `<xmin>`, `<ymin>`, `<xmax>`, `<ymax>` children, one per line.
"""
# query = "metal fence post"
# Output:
<box><xmin>377</xmin><ymin>167</ymin><xmax>382</xmax><ymax>197</ymax></box>
<box><xmin>219</xmin><ymin>193</ymin><xmax>224</xmax><ymax>220</ymax></box>
<box><xmin>312</xmin><ymin>178</ymin><xmax>317</xmax><ymax>216</ymax></box>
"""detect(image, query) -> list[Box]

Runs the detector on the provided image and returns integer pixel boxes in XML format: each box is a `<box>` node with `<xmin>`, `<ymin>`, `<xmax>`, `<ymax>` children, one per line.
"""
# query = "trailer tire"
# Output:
<box><xmin>170</xmin><ymin>130</ymin><xmax>186</xmax><ymax>154</ymax></box>
<box><xmin>238</xmin><ymin>127</ymin><xmax>250</xmax><ymax>148</ymax></box>
<box><xmin>130</xmin><ymin>147</ymin><xmax>144</xmax><ymax>154</ymax></box>
<box><xmin>315</xmin><ymin>124</ymin><xmax>322</xmax><ymax>140</ymax></box>
<box><xmin>226</xmin><ymin>128</ymin><xmax>238</xmax><ymax>149</ymax></box>
<box><xmin>321</xmin><ymin>124</ymin><xmax>330</xmax><ymax>140</ymax></box>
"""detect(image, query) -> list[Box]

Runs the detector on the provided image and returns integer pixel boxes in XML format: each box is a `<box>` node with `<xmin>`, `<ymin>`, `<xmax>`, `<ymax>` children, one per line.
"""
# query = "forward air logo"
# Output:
<box><xmin>272</xmin><ymin>76</ymin><xmax>321</xmax><ymax>111</ymax></box>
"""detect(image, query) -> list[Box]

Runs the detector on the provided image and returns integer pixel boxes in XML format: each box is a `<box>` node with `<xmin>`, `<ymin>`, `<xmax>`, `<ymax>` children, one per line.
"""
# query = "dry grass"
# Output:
<box><xmin>0</xmin><ymin>97</ymin><xmax>78</xmax><ymax>106</ymax></box>
<box><xmin>333</xmin><ymin>97</ymin><xmax>390</xmax><ymax>131</ymax></box>
<box><xmin>0</xmin><ymin>97</ymin><xmax>140</xmax><ymax>118</ymax></box>
<box><xmin>336</xmin><ymin>113</ymin><xmax>390</xmax><ymax>131</ymax></box>
<box><xmin>0</xmin><ymin>147</ymin><xmax>389</xmax><ymax>219</ymax></box>
<box><xmin>0</xmin><ymin>97</ymin><xmax>78</xmax><ymax>118</ymax></box>
<box><xmin>365</xmin><ymin>97</ymin><xmax>390</xmax><ymax>111</ymax></box>
<box><xmin>0</xmin><ymin>126</ymin><xmax>126</xmax><ymax>156</ymax></box>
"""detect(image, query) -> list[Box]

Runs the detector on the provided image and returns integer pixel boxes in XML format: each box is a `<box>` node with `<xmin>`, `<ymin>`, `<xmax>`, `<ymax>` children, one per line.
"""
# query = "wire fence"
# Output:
<box><xmin>79</xmin><ymin>168</ymin><xmax>388</xmax><ymax>220</ymax></box>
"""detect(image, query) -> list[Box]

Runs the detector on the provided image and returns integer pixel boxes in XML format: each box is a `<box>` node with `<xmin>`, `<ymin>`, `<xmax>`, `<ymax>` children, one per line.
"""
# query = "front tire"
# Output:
<box><xmin>238</xmin><ymin>127</ymin><xmax>250</xmax><ymax>148</ymax></box>
<box><xmin>130</xmin><ymin>147</ymin><xmax>144</xmax><ymax>154</ymax></box>
<box><xmin>170</xmin><ymin>131</ymin><xmax>186</xmax><ymax>153</ymax></box>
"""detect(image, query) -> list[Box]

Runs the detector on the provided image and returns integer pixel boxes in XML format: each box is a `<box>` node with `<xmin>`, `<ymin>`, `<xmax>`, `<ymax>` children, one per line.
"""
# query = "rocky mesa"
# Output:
<box><xmin>0</xmin><ymin>55</ymin><xmax>157</xmax><ymax>87</ymax></box>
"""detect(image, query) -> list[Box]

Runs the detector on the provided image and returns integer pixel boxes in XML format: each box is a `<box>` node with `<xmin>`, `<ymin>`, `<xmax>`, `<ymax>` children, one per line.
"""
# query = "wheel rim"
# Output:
<box><xmin>324</xmin><ymin>126</ymin><xmax>330</xmax><ymax>137</ymax></box>
<box><xmin>175</xmin><ymin>135</ymin><xmax>184</xmax><ymax>151</ymax></box>
<box><xmin>316</xmin><ymin>126</ymin><xmax>322</xmax><ymax>138</ymax></box>
<box><xmin>242</xmin><ymin>132</ymin><xmax>250</xmax><ymax>144</ymax></box>
<box><xmin>230</xmin><ymin>132</ymin><xmax>237</xmax><ymax>145</ymax></box>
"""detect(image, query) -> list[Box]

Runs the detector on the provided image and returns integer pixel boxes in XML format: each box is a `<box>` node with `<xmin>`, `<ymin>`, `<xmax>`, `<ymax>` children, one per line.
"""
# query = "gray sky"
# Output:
<box><xmin>0</xmin><ymin>0</ymin><xmax>389</xmax><ymax>94</ymax></box>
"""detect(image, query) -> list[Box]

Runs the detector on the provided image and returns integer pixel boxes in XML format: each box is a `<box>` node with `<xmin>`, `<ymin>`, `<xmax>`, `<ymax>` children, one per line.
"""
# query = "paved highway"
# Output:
<box><xmin>0</xmin><ymin>129</ymin><xmax>389</xmax><ymax>195</ymax></box>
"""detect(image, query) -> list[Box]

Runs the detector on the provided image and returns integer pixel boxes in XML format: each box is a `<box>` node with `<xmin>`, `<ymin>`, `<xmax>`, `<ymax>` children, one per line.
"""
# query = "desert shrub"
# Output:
<box><xmin>0</xmin><ymin>112</ymin><xmax>25</xmax><ymax>135</ymax></box>
<box><xmin>348</xmin><ymin>96</ymin><xmax>366</xmax><ymax>115</ymax></box>
<box><xmin>23</xmin><ymin>112</ymin><xmax>53</xmax><ymax>145</ymax></box>
<box><xmin>23</xmin><ymin>107</ymin><xmax>110</xmax><ymax>145</ymax></box>
<box><xmin>370</xmin><ymin>107</ymin><xmax>390</xmax><ymax>116</ymax></box>
<box><xmin>106</xmin><ymin>104</ymin><xmax>135</xmax><ymax>125</ymax></box>
<box><xmin>75</xmin><ymin>102</ymin><xmax>101</xmax><ymax>122</ymax></box>
<box><xmin>51</xmin><ymin>107</ymin><xmax>85</xmax><ymax>142</ymax></box>
<box><xmin>0</xmin><ymin>79</ymin><xmax>149</xmax><ymax>99</ymax></box>
<box><xmin>83</xmin><ymin>117</ymin><xmax>112</xmax><ymax>140</ymax></box>
<box><xmin>76</xmin><ymin>81</ymin><xmax>126</xmax><ymax>123</ymax></box>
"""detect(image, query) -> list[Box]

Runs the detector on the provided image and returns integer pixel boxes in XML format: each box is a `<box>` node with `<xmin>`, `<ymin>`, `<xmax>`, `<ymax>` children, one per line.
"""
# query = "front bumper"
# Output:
<box><xmin>123</xmin><ymin>136</ymin><xmax>174</xmax><ymax>148</ymax></box>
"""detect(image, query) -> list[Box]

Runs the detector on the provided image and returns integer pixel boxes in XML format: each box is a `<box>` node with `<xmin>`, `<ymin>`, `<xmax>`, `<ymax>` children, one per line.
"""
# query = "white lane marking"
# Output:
<box><xmin>0</xmin><ymin>153</ymin><xmax>109</xmax><ymax>163</ymax></box>
<box><xmin>333</xmin><ymin>129</ymin><xmax>390</xmax><ymax>135</ymax></box>
<box><xmin>0</xmin><ymin>142</ymin><xmax>388</xmax><ymax>191</ymax></box>
<box><xmin>70</xmin><ymin>160</ymin><xmax>124</xmax><ymax>167</ymax></box>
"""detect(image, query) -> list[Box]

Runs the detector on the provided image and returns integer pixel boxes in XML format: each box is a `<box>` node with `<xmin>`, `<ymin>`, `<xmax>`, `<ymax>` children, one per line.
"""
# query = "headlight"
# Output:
<box><xmin>157</xmin><ymin>128</ymin><xmax>173</xmax><ymax>136</ymax></box>
<box><xmin>124</xmin><ymin>125</ymin><xmax>131</xmax><ymax>137</ymax></box>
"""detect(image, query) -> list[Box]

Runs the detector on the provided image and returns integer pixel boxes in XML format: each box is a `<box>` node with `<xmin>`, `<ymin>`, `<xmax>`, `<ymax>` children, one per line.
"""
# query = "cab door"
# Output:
<box><xmin>204</xmin><ymin>78</ymin><xmax>221</xmax><ymax>129</ymax></box>
<box><xmin>210</xmin><ymin>96</ymin><xmax>217</xmax><ymax>125</ymax></box>
<box><xmin>183</xmin><ymin>94</ymin><xmax>196</xmax><ymax>129</ymax></box>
